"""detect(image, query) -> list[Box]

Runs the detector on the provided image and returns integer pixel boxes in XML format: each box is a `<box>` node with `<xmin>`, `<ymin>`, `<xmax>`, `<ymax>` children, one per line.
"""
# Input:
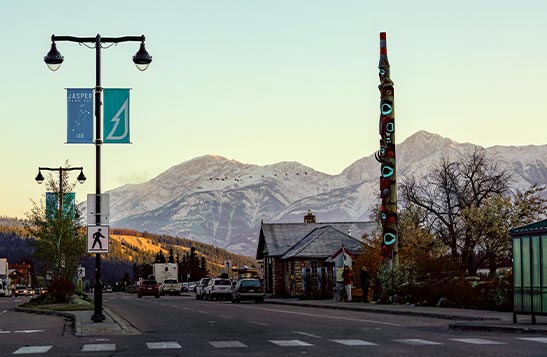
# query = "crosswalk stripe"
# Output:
<box><xmin>394</xmin><ymin>339</ymin><xmax>442</xmax><ymax>345</ymax></box>
<box><xmin>270</xmin><ymin>340</ymin><xmax>313</xmax><ymax>347</ymax></box>
<box><xmin>451</xmin><ymin>338</ymin><xmax>506</xmax><ymax>345</ymax></box>
<box><xmin>13</xmin><ymin>346</ymin><xmax>52</xmax><ymax>354</ymax></box>
<box><xmin>517</xmin><ymin>337</ymin><xmax>547</xmax><ymax>344</ymax></box>
<box><xmin>146</xmin><ymin>342</ymin><xmax>182</xmax><ymax>349</ymax></box>
<box><xmin>81</xmin><ymin>343</ymin><xmax>116</xmax><ymax>352</ymax></box>
<box><xmin>209</xmin><ymin>341</ymin><xmax>247</xmax><ymax>348</ymax></box>
<box><xmin>331</xmin><ymin>339</ymin><xmax>377</xmax><ymax>346</ymax></box>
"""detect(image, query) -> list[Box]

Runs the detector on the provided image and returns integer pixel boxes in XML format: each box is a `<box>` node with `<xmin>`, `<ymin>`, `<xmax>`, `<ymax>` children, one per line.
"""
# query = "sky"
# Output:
<box><xmin>1</xmin><ymin>1</ymin><xmax>546</xmax><ymax>218</ymax></box>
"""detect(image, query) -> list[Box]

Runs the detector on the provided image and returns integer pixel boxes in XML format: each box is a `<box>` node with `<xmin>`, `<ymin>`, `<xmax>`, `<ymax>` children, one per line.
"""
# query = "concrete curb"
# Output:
<box><xmin>449</xmin><ymin>322</ymin><xmax>547</xmax><ymax>335</ymax></box>
<box><xmin>103</xmin><ymin>307</ymin><xmax>140</xmax><ymax>335</ymax></box>
<box><xmin>264</xmin><ymin>300</ymin><xmax>500</xmax><ymax>321</ymax></box>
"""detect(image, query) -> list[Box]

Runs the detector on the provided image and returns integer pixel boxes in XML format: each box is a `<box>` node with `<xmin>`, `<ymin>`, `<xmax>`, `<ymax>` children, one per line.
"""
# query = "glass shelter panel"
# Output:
<box><xmin>522</xmin><ymin>237</ymin><xmax>531</xmax><ymax>312</ymax></box>
<box><xmin>514</xmin><ymin>238</ymin><xmax>522</xmax><ymax>311</ymax></box>
<box><xmin>532</xmin><ymin>236</ymin><xmax>541</xmax><ymax>312</ymax></box>
<box><xmin>542</xmin><ymin>236</ymin><xmax>547</xmax><ymax>313</ymax></box>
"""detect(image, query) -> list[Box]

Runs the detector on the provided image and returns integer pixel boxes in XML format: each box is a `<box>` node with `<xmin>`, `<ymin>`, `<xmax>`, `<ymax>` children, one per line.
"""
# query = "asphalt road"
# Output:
<box><xmin>3</xmin><ymin>294</ymin><xmax>547</xmax><ymax>356</ymax></box>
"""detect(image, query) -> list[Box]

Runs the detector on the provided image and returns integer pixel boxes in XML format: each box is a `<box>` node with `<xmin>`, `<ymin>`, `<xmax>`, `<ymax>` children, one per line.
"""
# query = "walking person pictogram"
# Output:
<box><xmin>92</xmin><ymin>228</ymin><xmax>105</xmax><ymax>250</ymax></box>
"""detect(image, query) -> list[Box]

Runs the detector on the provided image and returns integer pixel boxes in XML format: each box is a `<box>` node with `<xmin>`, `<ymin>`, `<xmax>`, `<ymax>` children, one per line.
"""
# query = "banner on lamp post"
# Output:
<box><xmin>67</xmin><ymin>88</ymin><xmax>94</xmax><ymax>143</ymax></box>
<box><xmin>103</xmin><ymin>88</ymin><xmax>131</xmax><ymax>143</ymax></box>
<box><xmin>45</xmin><ymin>192</ymin><xmax>76</xmax><ymax>219</ymax></box>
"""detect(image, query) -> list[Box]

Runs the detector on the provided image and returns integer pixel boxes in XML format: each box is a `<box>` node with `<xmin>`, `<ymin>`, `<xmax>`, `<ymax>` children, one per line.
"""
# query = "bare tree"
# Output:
<box><xmin>400</xmin><ymin>148</ymin><xmax>511</xmax><ymax>275</ymax></box>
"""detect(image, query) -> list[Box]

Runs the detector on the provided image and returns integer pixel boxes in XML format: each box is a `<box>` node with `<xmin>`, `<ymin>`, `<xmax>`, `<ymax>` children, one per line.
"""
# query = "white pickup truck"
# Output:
<box><xmin>160</xmin><ymin>279</ymin><xmax>181</xmax><ymax>296</ymax></box>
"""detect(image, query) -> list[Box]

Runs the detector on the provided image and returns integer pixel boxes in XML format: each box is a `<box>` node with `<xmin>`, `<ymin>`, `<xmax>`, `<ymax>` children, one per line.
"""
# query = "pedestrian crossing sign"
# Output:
<box><xmin>87</xmin><ymin>225</ymin><xmax>109</xmax><ymax>254</ymax></box>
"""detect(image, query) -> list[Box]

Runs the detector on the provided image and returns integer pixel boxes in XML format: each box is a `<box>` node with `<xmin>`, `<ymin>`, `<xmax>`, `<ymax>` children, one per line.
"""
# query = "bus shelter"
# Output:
<box><xmin>510</xmin><ymin>219</ymin><xmax>547</xmax><ymax>324</ymax></box>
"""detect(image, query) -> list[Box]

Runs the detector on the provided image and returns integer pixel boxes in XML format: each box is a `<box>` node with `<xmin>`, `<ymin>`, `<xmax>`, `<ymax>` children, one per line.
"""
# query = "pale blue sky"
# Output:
<box><xmin>1</xmin><ymin>1</ymin><xmax>546</xmax><ymax>218</ymax></box>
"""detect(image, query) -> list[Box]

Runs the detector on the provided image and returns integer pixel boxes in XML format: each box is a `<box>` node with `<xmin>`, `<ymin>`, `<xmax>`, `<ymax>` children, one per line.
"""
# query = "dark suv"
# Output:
<box><xmin>232</xmin><ymin>279</ymin><xmax>264</xmax><ymax>303</ymax></box>
<box><xmin>138</xmin><ymin>280</ymin><xmax>160</xmax><ymax>298</ymax></box>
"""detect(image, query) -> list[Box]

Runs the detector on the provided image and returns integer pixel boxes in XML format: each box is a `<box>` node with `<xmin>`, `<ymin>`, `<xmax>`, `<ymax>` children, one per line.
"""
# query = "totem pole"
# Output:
<box><xmin>375</xmin><ymin>32</ymin><xmax>398</xmax><ymax>263</ymax></box>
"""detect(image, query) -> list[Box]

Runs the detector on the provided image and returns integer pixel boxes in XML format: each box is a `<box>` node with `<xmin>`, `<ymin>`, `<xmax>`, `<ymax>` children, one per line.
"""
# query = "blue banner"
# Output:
<box><xmin>67</xmin><ymin>88</ymin><xmax>93</xmax><ymax>143</ymax></box>
<box><xmin>46</xmin><ymin>192</ymin><xmax>76</xmax><ymax>219</ymax></box>
<box><xmin>103</xmin><ymin>88</ymin><xmax>130</xmax><ymax>143</ymax></box>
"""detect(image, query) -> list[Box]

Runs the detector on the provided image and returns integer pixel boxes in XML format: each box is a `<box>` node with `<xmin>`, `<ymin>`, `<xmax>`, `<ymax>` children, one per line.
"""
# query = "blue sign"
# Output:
<box><xmin>46</xmin><ymin>192</ymin><xmax>76</xmax><ymax>219</ymax></box>
<box><xmin>103</xmin><ymin>89</ymin><xmax>130</xmax><ymax>143</ymax></box>
<box><xmin>67</xmin><ymin>88</ymin><xmax>93</xmax><ymax>143</ymax></box>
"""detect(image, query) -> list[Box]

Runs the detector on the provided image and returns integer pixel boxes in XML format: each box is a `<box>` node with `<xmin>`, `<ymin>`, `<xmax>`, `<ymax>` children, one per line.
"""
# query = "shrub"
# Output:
<box><xmin>48</xmin><ymin>278</ymin><xmax>75</xmax><ymax>304</ymax></box>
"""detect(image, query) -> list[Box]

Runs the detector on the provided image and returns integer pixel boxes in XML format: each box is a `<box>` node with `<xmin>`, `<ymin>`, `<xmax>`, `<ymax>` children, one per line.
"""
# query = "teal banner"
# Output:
<box><xmin>46</xmin><ymin>192</ymin><xmax>76</xmax><ymax>219</ymax></box>
<box><xmin>103</xmin><ymin>88</ymin><xmax>130</xmax><ymax>143</ymax></box>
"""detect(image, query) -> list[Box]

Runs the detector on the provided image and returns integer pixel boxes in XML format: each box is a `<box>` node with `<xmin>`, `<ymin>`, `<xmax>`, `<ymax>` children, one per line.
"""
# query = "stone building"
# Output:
<box><xmin>256</xmin><ymin>212</ymin><xmax>376</xmax><ymax>298</ymax></box>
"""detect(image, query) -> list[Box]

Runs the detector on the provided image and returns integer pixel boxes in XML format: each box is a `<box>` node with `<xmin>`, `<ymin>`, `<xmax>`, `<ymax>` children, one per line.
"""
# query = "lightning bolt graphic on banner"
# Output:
<box><xmin>106</xmin><ymin>98</ymin><xmax>129</xmax><ymax>141</ymax></box>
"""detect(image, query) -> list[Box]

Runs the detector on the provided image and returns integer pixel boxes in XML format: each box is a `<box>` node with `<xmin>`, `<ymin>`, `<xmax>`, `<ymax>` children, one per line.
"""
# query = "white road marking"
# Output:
<box><xmin>452</xmin><ymin>338</ymin><xmax>506</xmax><ymax>345</ymax></box>
<box><xmin>198</xmin><ymin>310</ymin><xmax>208</xmax><ymax>314</ymax></box>
<box><xmin>92</xmin><ymin>338</ymin><xmax>110</xmax><ymax>342</ymax></box>
<box><xmin>13</xmin><ymin>346</ymin><xmax>52</xmax><ymax>354</ymax></box>
<box><xmin>14</xmin><ymin>330</ymin><xmax>44</xmax><ymax>334</ymax></box>
<box><xmin>81</xmin><ymin>343</ymin><xmax>116</xmax><ymax>351</ymax></box>
<box><xmin>0</xmin><ymin>330</ymin><xmax>10</xmax><ymax>334</ymax></box>
<box><xmin>218</xmin><ymin>315</ymin><xmax>232</xmax><ymax>319</ymax></box>
<box><xmin>331</xmin><ymin>339</ymin><xmax>377</xmax><ymax>346</ymax></box>
<box><xmin>182</xmin><ymin>307</ymin><xmax>191</xmax><ymax>311</ymax></box>
<box><xmin>293</xmin><ymin>331</ymin><xmax>321</xmax><ymax>338</ymax></box>
<box><xmin>517</xmin><ymin>337</ymin><xmax>547</xmax><ymax>343</ymax></box>
<box><xmin>209</xmin><ymin>341</ymin><xmax>248</xmax><ymax>348</ymax></box>
<box><xmin>248</xmin><ymin>320</ymin><xmax>269</xmax><ymax>326</ymax></box>
<box><xmin>394</xmin><ymin>339</ymin><xmax>442</xmax><ymax>345</ymax></box>
<box><xmin>146</xmin><ymin>342</ymin><xmax>182</xmax><ymax>349</ymax></box>
<box><xmin>270</xmin><ymin>340</ymin><xmax>313</xmax><ymax>347</ymax></box>
<box><xmin>236</xmin><ymin>306</ymin><xmax>401</xmax><ymax>326</ymax></box>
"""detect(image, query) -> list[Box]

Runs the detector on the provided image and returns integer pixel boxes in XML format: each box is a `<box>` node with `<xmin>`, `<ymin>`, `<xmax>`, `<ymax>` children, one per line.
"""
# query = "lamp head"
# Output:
<box><xmin>35</xmin><ymin>170</ymin><xmax>45</xmax><ymax>184</ymax></box>
<box><xmin>133</xmin><ymin>42</ymin><xmax>152</xmax><ymax>71</ymax></box>
<box><xmin>77</xmin><ymin>170</ymin><xmax>86</xmax><ymax>184</ymax></box>
<box><xmin>44</xmin><ymin>41</ymin><xmax>64</xmax><ymax>71</ymax></box>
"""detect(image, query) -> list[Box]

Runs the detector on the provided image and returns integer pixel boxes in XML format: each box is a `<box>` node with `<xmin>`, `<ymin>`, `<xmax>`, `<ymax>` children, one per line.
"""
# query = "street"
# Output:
<box><xmin>2</xmin><ymin>294</ymin><xmax>547</xmax><ymax>356</ymax></box>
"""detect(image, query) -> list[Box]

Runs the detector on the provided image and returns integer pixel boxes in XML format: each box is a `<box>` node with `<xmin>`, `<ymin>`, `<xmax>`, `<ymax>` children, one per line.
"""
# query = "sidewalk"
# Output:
<box><xmin>265</xmin><ymin>297</ymin><xmax>547</xmax><ymax>335</ymax></box>
<box><xmin>70</xmin><ymin>307</ymin><xmax>140</xmax><ymax>336</ymax></box>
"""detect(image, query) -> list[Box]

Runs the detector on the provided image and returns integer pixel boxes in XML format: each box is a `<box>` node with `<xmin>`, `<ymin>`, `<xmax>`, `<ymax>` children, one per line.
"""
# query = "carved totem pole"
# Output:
<box><xmin>375</xmin><ymin>32</ymin><xmax>398</xmax><ymax>262</ymax></box>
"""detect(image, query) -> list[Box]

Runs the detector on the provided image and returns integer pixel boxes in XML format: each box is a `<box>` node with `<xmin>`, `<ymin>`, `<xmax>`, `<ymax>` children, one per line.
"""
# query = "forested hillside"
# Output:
<box><xmin>0</xmin><ymin>217</ymin><xmax>257</xmax><ymax>285</ymax></box>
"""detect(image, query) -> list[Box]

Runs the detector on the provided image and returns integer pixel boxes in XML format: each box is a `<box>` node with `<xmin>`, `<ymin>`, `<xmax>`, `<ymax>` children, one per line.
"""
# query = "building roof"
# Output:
<box><xmin>281</xmin><ymin>226</ymin><xmax>363</xmax><ymax>259</ymax></box>
<box><xmin>256</xmin><ymin>221</ymin><xmax>377</xmax><ymax>259</ymax></box>
<box><xmin>509</xmin><ymin>219</ymin><xmax>547</xmax><ymax>236</ymax></box>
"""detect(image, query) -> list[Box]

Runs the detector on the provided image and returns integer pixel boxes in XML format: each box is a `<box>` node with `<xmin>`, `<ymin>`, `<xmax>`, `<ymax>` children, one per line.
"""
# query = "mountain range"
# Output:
<box><xmin>104</xmin><ymin>131</ymin><xmax>547</xmax><ymax>256</ymax></box>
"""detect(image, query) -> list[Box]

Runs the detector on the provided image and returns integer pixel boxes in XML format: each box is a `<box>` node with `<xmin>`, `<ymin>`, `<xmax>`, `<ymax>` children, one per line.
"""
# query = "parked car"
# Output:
<box><xmin>204</xmin><ymin>278</ymin><xmax>232</xmax><ymax>301</ymax></box>
<box><xmin>14</xmin><ymin>285</ymin><xmax>28</xmax><ymax>297</ymax></box>
<box><xmin>161</xmin><ymin>279</ymin><xmax>181</xmax><ymax>296</ymax></box>
<box><xmin>36</xmin><ymin>287</ymin><xmax>48</xmax><ymax>295</ymax></box>
<box><xmin>188</xmin><ymin>282</ymin><xmax>197</xmax><ymax>293</ymax></box>
<box><xmin>138</xmin><ymin>280</ymin><xmax>160</xmax><ymax>298</ymax></box>
<box><xmin>195</xmin><ymin>278</ymin><xmax>211</xmax><ymax>300</ymax></box>
<box><xmin>232</xmin><ymin>278</ymin><xmax>265</xmax><ymax>303</ymax></box>
<box><xmin>104</xmin><ymin>285</ymin><xmax>113</xmax><ymax>293</ymax></box>
<box><xmin>126</xmin><ymin>284</ymin><xmax>138</xmax><ymax>294</ymax></box>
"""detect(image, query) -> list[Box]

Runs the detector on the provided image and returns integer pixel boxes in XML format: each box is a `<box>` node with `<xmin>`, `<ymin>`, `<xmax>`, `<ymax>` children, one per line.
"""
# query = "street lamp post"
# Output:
<box><xmin>44</xmin><ymin>34</ymin><xmax>152</xmax><ymax>322</ymax></box>
<box><xmin>35</xmin><ymin>166</ymin><xmax>86</xmax><ymax>275</ymax></box>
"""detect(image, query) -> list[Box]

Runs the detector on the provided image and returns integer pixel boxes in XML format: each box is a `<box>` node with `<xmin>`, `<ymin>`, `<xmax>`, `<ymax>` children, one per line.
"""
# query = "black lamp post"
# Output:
<box><xmin>35</xmin><ymin>166</ymin><xmax>86</xmax><ymax>275</ymax></box>
<box><xmin>44</xmin><ymin>34</ymin><xmax>151</xmax><ymax>323</ymax></box>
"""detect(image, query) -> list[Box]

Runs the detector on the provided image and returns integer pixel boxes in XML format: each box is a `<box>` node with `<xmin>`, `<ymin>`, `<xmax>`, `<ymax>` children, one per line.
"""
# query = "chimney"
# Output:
<box><xmin>304</xmin><ymin>210</ymin><xmax>316</xmax><ymax>223</ymax></box>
